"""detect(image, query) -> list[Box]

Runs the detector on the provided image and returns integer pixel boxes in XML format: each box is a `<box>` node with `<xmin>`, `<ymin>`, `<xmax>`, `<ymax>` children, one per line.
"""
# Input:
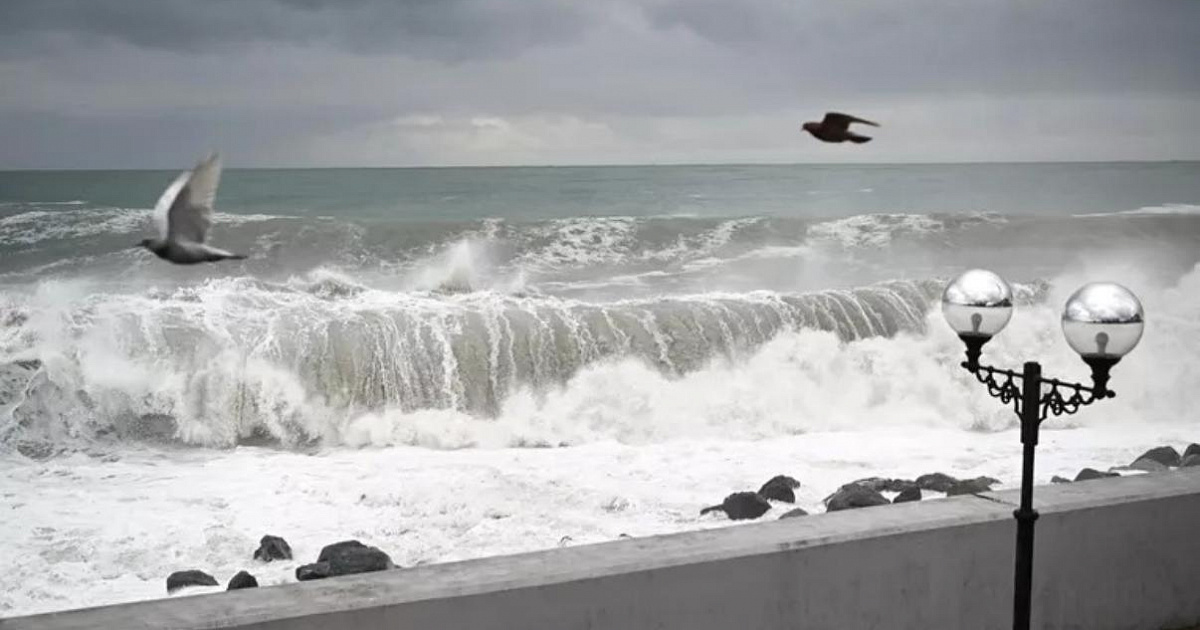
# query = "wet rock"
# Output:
<box><xmin>1181</xmin><ymin>454</ymin><xmax>1200</xmax><ymax>468</ymax></box>
<box><xmin>317</xmin><ymin>540</ymin><xmax>395</xmax><ymax>576</ymax></box>
<box><xmin>700</xmin><ymin>492</ymin><xmax>772</xmax><ymax>521</ymax></box>
<box><xmin>758</xmin><ymin>475</ymin><xmax>800</xmax><ymax>503</ymax></box>
<box><xmin>227</xmin><ymin>571</ymin><xmax>258</xmax><ymax>590</ymax></box>
<box><xmin>254</xmin><ymin>535</ymin><xmax>293</xmax><ymax>562</ymax></box>
<box><xmin>778</xmin><ymin>507</ymin><xmax>809</xmax><ymax>519</ymax></box>
<box><xmin>1051</xmin><ymin>476</ymin><xmax>1072</xmax><ymax>484</ymax></box>
<box><xmin>318</xmin><ymin>540</ymin><xmax>366</xmax><ymax>563</ymax></box>
<box><xmin>1075</xmin><ymin>468</ymin><xmax>1120</xmax><ymax>481</ymax></box>
<box><xmin>1128</xmin><ymin>458</ymin><xmax>1168</xmax><ymax>473</ymax></box>
<box><xmin>825</xmin><ymin>485</ymin><xmax>889</xmax><ymax>512</ymax></box>
<box><xmin>945</xmin><ymin>477</ymin><xmax>999</xmax><ymax>496</ymax></box>
<box><xmin>296</xmin><ymin>562</ymin><xmax>331</xmax><ymax>581</ymax></box>
<box><xmin>1135</xmin><ymin>446</ymin><xmax>1181</xmax><ymax>468</ymax></box>
<box><xmin>166</xmin><ymin>570</ymin><xmax>218</xmax><ymax>593</ymax></box>
<box><xmin>893</xmin><ymin>486</ymin><xmax>922</xmax><ymax>503</ymax></box>
<box><xmin>845</xmin><ymin>477</ymin><xmax>917</xmax><ymax>494</ymax></box>
<box><xmin>915</xmin><ymin>473</ymin><xmax>959</xmax><ymax>493</ymax></box>
<box><xmin>1184</xmin><ymin>444</ymin><xmax>1200</xmax><ymax>460</ymax></box>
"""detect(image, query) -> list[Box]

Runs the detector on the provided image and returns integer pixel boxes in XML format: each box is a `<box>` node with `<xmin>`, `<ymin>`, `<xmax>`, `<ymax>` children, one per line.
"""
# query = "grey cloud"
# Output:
<box><xmin>0</xmin><ymin>0</ymin><xmax>593</xmax><ymax>61</ymax></box>
<box><xmin>1</xmin><ymin>0</ymin><xmax>1198</xmax><ymax>167</ymax></box>
<box><xmin>0</xmin><ymin>105</ymin><xmax>391</xmax><ymax>169</ymax></box>
<box><xmin>643</xmin><ymin>0</ymin><xmax>1200</xmax><ymax>95</ymax></box>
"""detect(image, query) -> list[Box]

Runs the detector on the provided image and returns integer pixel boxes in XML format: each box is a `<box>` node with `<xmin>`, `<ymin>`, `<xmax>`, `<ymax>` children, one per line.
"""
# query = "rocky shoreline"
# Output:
<box><xmin>697</xmin><ymin>442</ymin><xmax>1200</xmax><ymax>522</ymax></box>
<box><xmin>155</xmin><ymin>442</ymin><xmax>1199</xmax><ymax>599</ymax></box>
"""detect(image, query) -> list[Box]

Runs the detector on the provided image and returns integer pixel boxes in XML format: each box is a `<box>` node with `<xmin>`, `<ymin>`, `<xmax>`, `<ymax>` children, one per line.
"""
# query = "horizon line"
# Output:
<box><xmin>2</xmin><ymin>158</ymin><xmax>1198</xmax><ymax>173</ymax></box>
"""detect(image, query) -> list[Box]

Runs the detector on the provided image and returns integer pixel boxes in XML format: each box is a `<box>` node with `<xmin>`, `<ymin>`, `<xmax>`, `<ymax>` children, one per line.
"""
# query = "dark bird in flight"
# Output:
<box><xmin>137</xmin><ymin>153</ymin><xmax>247</xmax><ymax>264</ymax></box>
<box><xmin>802</xmin><ymin>112</ymin><xmax>880</xmax><ymax>144</ymax></box>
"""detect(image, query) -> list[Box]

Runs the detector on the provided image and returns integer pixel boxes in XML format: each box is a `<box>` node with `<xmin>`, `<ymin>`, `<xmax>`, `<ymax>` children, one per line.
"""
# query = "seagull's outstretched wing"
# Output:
<box><xmin>161</xmin><ymin>154</ymin><xmax>222</xmax><ymax>244</ymax></box>
<box><xmin>822</xmin><ymin>112</ymin><xmax>880</xmax><ymax>130</ymax></box>
<box><xmin>152</xmin><ymin>171</ymin><xmax>190</xmax><ymax>241</ymax></box>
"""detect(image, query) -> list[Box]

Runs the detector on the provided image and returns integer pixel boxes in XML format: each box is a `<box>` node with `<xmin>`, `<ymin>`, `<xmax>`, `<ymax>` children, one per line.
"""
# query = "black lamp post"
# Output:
<box><xmin>941</xmin><ymin>270</ymin><xmax>1145</xmax><ymax>630</ymax></box>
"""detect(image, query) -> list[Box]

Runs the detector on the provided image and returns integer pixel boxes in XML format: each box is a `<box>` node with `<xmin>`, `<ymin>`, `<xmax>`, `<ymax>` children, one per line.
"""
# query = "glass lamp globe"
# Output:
<box><xmin>1062</xmin><ymin>282</ymin><xmax>1144</xmax><ymax>359</ymax></box>
<box><xmin>942</xmin><ymin>269</ymin><xmax>1014</xmax><ymax>339</ymax></box>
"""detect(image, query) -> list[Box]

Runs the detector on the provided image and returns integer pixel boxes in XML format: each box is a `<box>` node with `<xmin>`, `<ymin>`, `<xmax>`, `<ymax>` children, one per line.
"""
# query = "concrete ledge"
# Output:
<box><xmin>5</xmin><ymin>469</ymin><xmax>1200</xmax><ymax>630</ymax></box>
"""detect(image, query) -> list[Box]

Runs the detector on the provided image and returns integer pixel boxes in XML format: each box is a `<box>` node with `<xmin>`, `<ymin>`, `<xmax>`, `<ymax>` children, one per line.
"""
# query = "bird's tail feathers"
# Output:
<box><xmin>848</xmin><ymin>134</ymin><xmax>873</xmax><ymax>144</ymax></box>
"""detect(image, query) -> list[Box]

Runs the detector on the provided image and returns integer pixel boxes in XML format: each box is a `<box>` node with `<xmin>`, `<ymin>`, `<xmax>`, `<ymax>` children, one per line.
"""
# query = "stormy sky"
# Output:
<box><xmin>1</xmin><ymin>0</ymin><xmax>1198</xmax><ymax>168</ymax></box>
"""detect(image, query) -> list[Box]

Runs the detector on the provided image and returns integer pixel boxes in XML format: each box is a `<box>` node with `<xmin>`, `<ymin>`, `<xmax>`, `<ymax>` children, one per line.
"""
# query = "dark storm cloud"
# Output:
<box><xmin>1</xmin><ymin>0</ymin><xmax>1198</xmax><ymax>167</ymax></box>
<box><xmin>0</xmin><ymin>0</ymin><xmax>591</xmax><ymax>60</ymax></box>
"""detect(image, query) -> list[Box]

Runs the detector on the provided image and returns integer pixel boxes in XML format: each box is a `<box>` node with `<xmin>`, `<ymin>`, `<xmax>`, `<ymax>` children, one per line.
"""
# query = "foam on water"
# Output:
<box><xmin>0</xmin><ymin>275</ymin><xmax>943</xmax><ymax>450</ymax></box>
<box><xmin>2</xmin><ymin>162</ymin><xmax>1199</xmax><ymax>616</ymax></box>
<box><xmin>0</xmin><ymin>207</ymin><xmax>289</xmax><ymax>247</ymax></box>
<box><xmin>1074</xmin><ymin>203</ymin><xmax>1200</xmax><ymax>218</ymax></box>
<box><xmin>806</xmin><ymin>212</ymin><xmax>1006</xmax><ymax>248</ymax></box>
<box><xmin>4</xmin><ymin>422</ymin><xmax>1193</xmax><ymax>616</ymax></box>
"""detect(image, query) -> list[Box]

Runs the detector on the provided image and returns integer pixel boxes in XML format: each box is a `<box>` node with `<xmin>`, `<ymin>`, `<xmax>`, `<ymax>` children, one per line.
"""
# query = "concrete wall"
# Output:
<box><xmin>6</xmin><ymin>469</ymin><xmax>1200</xmax><ymax>630</ymax></box>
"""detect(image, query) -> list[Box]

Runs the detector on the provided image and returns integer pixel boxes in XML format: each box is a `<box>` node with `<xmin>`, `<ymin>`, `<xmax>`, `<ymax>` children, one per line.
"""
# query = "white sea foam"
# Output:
<box><xmin>806</xmin><ymin>212</ymin><xmax>1005</xmax><ymax>248</ymax></box>
<box><xmin>1</xmin><ymin>218</ymin><xmax>1198</xmax><ymax>617</ymax></box>
<box><xmin>0</xmin><ymin>207</ymin><xmax>289</xmax><ymax>246</ymax></box>
<box><xmin>511</xmin><ymin>216</ymin><xmax>761</xmax><ymax>271</ymax></box>
<box><xmin>0</xmin><ymin>420</ymin><xmax>1190</xmax><ymax>616</ymax></box>
<box><xmin>1074</xmin><ymin>204</ymin><xmax>1200</xmax><ymax>218</ymax></box>
<box><xmin>0</xmin><ymin>263</ymin><xmax>1197</xmax><ymax>616</ymax></box>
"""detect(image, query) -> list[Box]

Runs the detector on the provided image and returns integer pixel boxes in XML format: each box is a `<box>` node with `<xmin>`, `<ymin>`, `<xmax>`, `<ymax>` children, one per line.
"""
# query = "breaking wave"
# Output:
<box><xmin>0</xmin><ymin>276</ymin><xmax>948</xmax><ymax>449</ymax></box>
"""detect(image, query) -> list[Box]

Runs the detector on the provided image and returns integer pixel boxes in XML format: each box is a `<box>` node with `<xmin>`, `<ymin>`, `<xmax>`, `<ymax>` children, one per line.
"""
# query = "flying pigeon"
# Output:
<box><xmin>802</xmin><ymin>112</ymin><xmax>880</xmax><ymax>144</ymax></box>
<box><xmin>138</xmin><ymin>153</ymin><xmax>247</xmax><ymax>264</ymax></box>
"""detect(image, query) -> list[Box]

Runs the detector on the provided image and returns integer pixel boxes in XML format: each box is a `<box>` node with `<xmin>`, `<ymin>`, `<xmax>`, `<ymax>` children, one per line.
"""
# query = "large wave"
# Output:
<box><xmin>2</xmin><ymin>202</ymin><xmax>1199</xmax><ymax>454</ymax></box>
<box><xmin>0</xmin><ymin>276</ymin><xmax>946</xmax><ymax>449</ymax></box>
<box><xmin>3</xmin><ymin>259</ymin><xmax>1196</xmax><ymax>454</ymax></box>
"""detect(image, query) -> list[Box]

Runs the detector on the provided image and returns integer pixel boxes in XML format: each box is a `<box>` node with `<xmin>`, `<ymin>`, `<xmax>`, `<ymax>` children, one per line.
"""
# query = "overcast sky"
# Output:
<box><xmin>1</xmin><ymin>0</ymin><xmax>1198</xmax><ymax>168</ymax></box>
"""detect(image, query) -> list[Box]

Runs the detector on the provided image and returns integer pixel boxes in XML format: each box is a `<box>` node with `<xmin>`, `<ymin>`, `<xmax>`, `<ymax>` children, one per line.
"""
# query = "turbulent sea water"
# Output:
<box><xmin>2</xmin><ymin>162</ymin><xmax>1200</xmax><ymax>615</ymax></box>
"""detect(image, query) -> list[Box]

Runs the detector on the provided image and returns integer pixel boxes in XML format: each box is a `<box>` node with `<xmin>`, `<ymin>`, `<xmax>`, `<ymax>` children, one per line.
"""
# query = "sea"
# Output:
<box><xmin>2</xmin><ymin>161</ymin><xmax>1199</xmax><ymax>615</ymax></box>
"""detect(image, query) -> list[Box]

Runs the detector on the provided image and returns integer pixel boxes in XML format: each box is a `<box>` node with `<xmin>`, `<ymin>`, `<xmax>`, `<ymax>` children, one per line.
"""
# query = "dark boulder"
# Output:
<box><xmin>254</xmin><ymin>535</ymin><xmax>293</xmax><ymax>562</ymax></box>
<box><xmin>1075</xmin><ymin>468</ymin><xmax>1119</xmax><ymax>481</ymax></box>
<box><xmin>1128</xmin><ymin>458</ymin><xmax>1168</xmax><ymax>473</ymax></box>
<box><xmin>825</xmin><ymin>485</ymin><xmax>889</xmax><ymax>512</ymax></box>
<box><xmin>778</xmin><ymin>507</ymin><xmax>809</xmax><ymax>520</ymax></box>
<box><xmin>845</xmin><ymin>477</ymin><xmax>917</xmax><ymax>494</ymax></box>
<box><xmin>758</xmin><ymin>475</ymin><xmax>800</xmax><ymax>503</ymax></box>
<box><xmin>1135</xmin><ymin>446</ymin><xmax>1181</xmax><ymax>468</ymax></box>
<box><xmin>1181</xmin><ymin>454</ymin><xmax>1200</xmax><ymax>468</ymax></box>
<box><xmin>166</xmin><ymin>570</ymin><xmax>218</xmax><ymax>593</ymax></box>
<box><xmin>915</xmin><ymin>473</ymin><xmax>959</xmax><ymax>493</ymax></box>
<box><xmin>700</xmin><ymin>492</ymin><xmax>772</xmax><ymax>520</ymax></box>
<box><xmin>1051</xmin><ymin>476</ymin><xmax>1072</xmax><ymax>484</ymax></box>
<box><xmin>296</xmin><ymin>562</ymin><xmax>331</xmax><ymax>582</ymax></box>
<box><xmin>893</xmin><ymin>486</ymin><xmax>922</xmax><ymax>503</ymax></box>
<box><xmin>945</xmin><ymin>476</ymin><xmax>999</xmax><ymax>496</ymax></box>
<box><xmin>227</xmin><ymin>571</ymin><xmax>258</xmax><ymax>590</ymax></box>
<box><xmin>317</xmin><ymin>540</ymin><xmax>395</xmax><ymax>576</ymax></box>
<box><xmin>318</xmin><ymin>540</ymin><xmax>366</xmax><ymax>562</ymax></box>
<box><xmin>1184</xmin><ymin>444</ymin><xmax>1200</xmax><ymax>460</ymax></box>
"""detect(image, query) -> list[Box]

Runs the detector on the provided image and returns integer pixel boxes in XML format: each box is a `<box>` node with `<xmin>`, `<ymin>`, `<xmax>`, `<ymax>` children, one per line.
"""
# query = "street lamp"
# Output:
<box><xmin>941</xmin><ymin>270</ymin><xmax>1144</xmax><ymax>630</ymax></box>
